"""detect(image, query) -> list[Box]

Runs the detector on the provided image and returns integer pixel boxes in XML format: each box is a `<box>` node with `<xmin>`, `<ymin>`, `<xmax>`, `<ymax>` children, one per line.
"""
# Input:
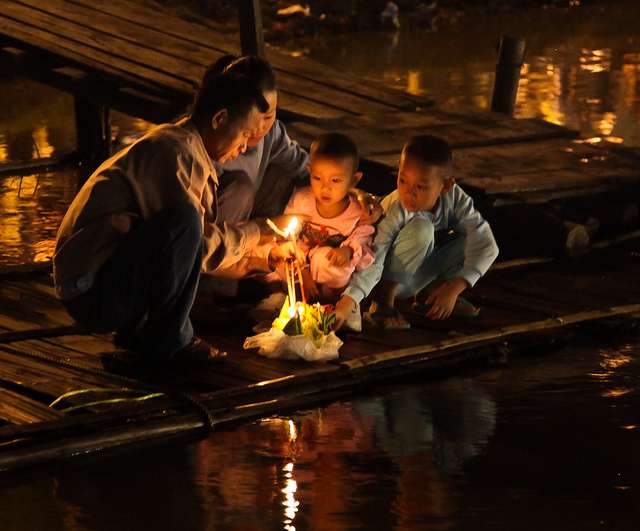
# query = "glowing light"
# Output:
<box><xmin>282</xmin><ymin>461</ymin><xmax>300</xmax><ymax>526</ymax></box>
<box><xmin>284</xmin><ymin>217</ymin><xmax>298</xmax><ymax>238</ymax></box>
<box><xmin>601</xmin><ymin>388</ymin><xmax>632</xmax><ymax>398</ymax></box>
<box><xmin>32</xmin><ymin>125</ymin><xmax>55</xmax><ymax>159</ymax></box>
<box><xmin>0</xmin><ymin>135</ymin><xmax>8</xmax><ymax>164</ymax></box>
<box><xmin>287</xmin><ymin>420</ymin><xmax>297</xmax><ymax>441</ymax></box>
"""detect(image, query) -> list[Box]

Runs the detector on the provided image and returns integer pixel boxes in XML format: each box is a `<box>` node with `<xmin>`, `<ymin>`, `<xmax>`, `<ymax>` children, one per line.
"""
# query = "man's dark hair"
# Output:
<box><xmin>191</xmin><ymin>70</ymin><xmax>268</xmax><ymax>126</ymax></box>
<box><xmin>310</xmin><ymin>132</ymin><xmax>359</xmax><ymax>173</ymax></box>
<box><xmin>403</xmin><ymin>134</ymin><xmax>453</xmax><ymax>174</ymax></box>
<box><xmin>204</xmin><ymin>54</ymin><xmax>278</xmax><ymax>95</ymax></box>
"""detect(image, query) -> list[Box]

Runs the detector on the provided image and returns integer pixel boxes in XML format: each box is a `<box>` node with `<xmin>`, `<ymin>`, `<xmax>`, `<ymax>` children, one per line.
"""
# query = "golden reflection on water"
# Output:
<box><xmin>0</xmin><ymin>169</ymin><xmax>77</xmax><ymax>266</ymax></box>
<box><xmin>32</xmin><ymin>125</ymin><xmax>55</xmax><ymax>159</ymax></box>
<box><xmin>0</xmin><ymin>136</ymin><xmax>8</xmax><ymax>164</ymax></box>
<box><xmin>588</xmin><ymin>345</ymin><xmax>636</xmax><ymax>399</ymax></box>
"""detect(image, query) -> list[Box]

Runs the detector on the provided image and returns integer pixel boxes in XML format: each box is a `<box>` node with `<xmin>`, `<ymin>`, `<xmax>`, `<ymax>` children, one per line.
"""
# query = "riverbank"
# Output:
<box><xmin>150</xmin><ymin>0</ymin><xmax>609</xmax><ymax>41</ymax></box>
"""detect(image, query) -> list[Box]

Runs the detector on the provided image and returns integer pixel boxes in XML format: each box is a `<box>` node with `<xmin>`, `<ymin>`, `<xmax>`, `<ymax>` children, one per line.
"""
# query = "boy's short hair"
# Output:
<box><xmin>191</xmin><ymin>71</ymin><xmax>268</xmax><ymax>126</ymax></box>
<box><xmin>310</xmin><ymin>132</ymin><xmax>359</xmax><ymax>173</ymax></box>
<box><xmin>204</xmin><ymin>54</ymin><xmax>278</xmax><ymax>94</ymax></box>
<box><xmin>403</xmin><ymin>134</ymin><xmax>453</xmax><ymax>177</ymax></box>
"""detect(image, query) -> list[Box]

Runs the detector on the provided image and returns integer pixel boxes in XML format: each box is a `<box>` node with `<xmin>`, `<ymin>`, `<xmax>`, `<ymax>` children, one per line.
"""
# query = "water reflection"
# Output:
<box><xmin>0</xmin><ymin>75</ymin><xmax>154</xmax><ymax>267</ymax></box>
<box><xmin>289</xmin><ymin>2</ymin><xmax>640</xmax><ymax>148</ymax></box>
<box><xmin>194</xmin><ymin>378</ymin><xmax>495</xmax><ymax>529</ymax></box>
<box><xmin>0</xmin><ymin>340</ymin><xmax>638</xmax><ymax>529</ymax></box>
<box><xmin>0</xmin><ymin>169</ymin><xmax>78</xmax><ymax>266</ymax></box>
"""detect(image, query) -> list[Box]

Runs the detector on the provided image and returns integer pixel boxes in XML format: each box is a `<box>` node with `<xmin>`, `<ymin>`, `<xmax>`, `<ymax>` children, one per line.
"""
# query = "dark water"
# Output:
<box><xmin>2</xmin><ymin>2</ymin><xmax>640</xmax><ymax>529</ymax></box>
<box><xmin>1</xmin><ymin>338</ymin><xmax>639</xmax><ymax>530</ymax></box>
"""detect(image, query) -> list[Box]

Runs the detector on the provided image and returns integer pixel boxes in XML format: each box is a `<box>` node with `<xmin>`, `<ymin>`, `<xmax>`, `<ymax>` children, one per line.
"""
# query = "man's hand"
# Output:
<box><xmin>326</xmin><ymin>246</ymin><xmax>353</xmax><ymax>267</ymax></box>
<box><xmin>268</xmin><ymin>242</ymin><xmax>299</xmax><ymax>270</ymax></box>
<box><xmin>349</xmin><ymin>189</ymin><xmax>383</xmax><ymax>225</ymax></box>
<box><xmin>330</xmin><ymin>295</ymin><xmax>356</xmax><ymax>331</ymax></box>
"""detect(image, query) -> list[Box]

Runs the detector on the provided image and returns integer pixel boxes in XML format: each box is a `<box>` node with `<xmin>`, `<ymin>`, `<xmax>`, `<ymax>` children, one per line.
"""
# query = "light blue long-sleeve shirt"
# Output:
<box><xmin>343</xmin><ymin>185</ymin><xmax>499</xmax><ymax>306</ymax></box>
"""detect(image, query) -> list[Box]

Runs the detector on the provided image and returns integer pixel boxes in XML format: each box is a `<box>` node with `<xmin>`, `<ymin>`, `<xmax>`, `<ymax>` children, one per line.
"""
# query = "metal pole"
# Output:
<box><xmin>490</xmin><ymin>36</ymin><xmax>526</xmax><ymax>115</ymax></box>
<box><xmin>237</xmin><ymin>0</ymin><xmax>265</xmax><ymax>58</ymax></box>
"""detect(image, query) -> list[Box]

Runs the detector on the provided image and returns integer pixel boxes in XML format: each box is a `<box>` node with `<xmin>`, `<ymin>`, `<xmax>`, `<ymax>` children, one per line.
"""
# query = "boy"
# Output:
<box><xmin>332</xmin><ymin>134</ymin><xmax>499</xmax><ymax>330</ymax></box>
<box><xmin>53</xmin><ymin>71</ymin><xmax>297</xmax><ymax>363</ymax></box>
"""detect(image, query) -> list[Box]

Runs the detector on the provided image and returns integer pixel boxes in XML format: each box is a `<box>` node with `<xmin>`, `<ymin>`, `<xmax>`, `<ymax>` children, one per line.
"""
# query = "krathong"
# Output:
<box><xmin>244</xmin><ymin>217</ymin><xmax>342</xmax><ymax>361</ymax></box>
<box><xmin>272</xmin><ymin>296</ymin><xmax>336</xmax><ymax>348</ymax></box>
<box><xmin>243</xmin><ymin>296</ymin><xmax>342</xmax><ymax>361</ymax></box>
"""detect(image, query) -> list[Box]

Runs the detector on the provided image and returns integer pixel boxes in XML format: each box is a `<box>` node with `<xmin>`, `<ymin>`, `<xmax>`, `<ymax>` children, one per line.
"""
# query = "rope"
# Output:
<box><xmin>0</xmin><ymin>341</ymin><xmax>217</xmax><ymax>436</ymax></box>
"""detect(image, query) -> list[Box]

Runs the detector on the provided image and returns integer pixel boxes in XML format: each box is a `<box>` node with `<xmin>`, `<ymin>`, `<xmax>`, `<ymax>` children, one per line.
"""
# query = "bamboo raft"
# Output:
<box><xmin>0</xmin><ymin>247</ymin><xmax>639</xmax><ymax>476</ymax></box>
<box><xmin>1</xmin><ymin>0</ymin><xmax>640</xmax><ymax>474</ymax></box>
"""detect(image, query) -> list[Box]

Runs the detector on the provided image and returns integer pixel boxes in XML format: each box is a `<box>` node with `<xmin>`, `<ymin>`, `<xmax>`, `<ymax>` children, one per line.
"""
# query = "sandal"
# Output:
<box><xmin>363</xmin><ymin>308</ymin><xmax>411</xmax><ymax>330</ymax></box>
<box><xmin>412</xmin><ymin>297</ymin><xmax>480</xmax><ymax>318</ymax></box>
<box><xmin>170</xmin><ymin>337</ymin><xmax>227</xmax><ymax>364</ymax></box>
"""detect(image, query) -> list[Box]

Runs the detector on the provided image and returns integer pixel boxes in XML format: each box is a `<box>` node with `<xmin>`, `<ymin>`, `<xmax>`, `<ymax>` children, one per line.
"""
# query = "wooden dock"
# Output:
<box><xmin>0</xmin><ymin>248</ymin><xmax>639</xmax><ymax>475</ymax></box>
<box><xmin>1</xmin><ymin>0</ymin><xmax>640</xmax><ymax>474</ymax></box>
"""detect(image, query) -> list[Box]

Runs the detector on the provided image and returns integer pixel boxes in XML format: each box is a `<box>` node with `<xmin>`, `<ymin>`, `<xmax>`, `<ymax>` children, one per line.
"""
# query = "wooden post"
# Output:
<box><xmin>74</xmin><ymin>96</ymin><xmax>111</xmax><ymax>188</ymax></box>
<box><xmin>237</xmin><ymin>0</ymin><xmax>265</xmax><ymax>58</ymax></box>
<box><xmin>491</xmin><ymin>36</ymin><xmax>526</xmax><ymax>115</ymax></box>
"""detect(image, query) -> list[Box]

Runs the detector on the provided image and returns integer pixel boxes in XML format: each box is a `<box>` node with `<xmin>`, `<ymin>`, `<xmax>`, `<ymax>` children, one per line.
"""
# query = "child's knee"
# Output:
<box><xmin>309</xmin><ymin>248</ymin><xmax>354</xmax><ymax>286</ymax></box>
<box><xmin>401</xmin><ymin>217</ymin><xmax>435</xmax><ymax>244</ymax></box>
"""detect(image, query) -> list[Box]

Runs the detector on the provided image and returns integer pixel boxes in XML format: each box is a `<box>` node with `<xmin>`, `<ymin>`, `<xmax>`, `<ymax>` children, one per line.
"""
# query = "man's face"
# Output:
<box><xmin>206</xmin><ymin>106</ymin><xmax>262</xmax><ymax>163</ymax></box>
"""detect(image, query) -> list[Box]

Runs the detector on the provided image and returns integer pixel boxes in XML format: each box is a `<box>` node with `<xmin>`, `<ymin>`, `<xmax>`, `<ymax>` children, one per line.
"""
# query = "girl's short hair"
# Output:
<box><xmin>310</xmin><ymin>132</ymin><xmax>359</xmax><ymax>173</ymax></box>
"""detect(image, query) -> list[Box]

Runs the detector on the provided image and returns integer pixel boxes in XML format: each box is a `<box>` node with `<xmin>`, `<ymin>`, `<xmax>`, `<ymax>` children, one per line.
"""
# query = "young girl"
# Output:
<box><xmin>264</xmin><ymin>133</ymin><xmax>375</xmax><ymax>330</ymax></box>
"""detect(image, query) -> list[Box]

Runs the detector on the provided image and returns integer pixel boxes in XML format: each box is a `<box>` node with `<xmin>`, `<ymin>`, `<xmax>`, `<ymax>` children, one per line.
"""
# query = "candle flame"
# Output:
<box><xmin>284</xmin><ymin>217</ymin><xmax>298</xmax><ymax>237</ymax></box>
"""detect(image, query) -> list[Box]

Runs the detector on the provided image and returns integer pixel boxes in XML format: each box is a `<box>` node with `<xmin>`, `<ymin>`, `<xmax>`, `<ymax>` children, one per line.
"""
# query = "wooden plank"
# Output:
<box><xmin>0</xmin><ymin>388</ymin><xmax>66</xmax><ymax>424</ymax></box>
<box><xmin>2</xmin><ymin>0</ymin><xmax>427</xmax><ymax>123</ymax></box>
<box><xmin>0</xmin><ymin>3</ymin><xmax>198</xmax><ymax>93</ymax></box>
<box><xmin>286</xmin><ymin>113</ymin><xmax>581</xmax><ymax>160</ymax></box>
<box><xmin>66</xmin><ymin>0</ymin><xmax>427</xmax><ymax>110</ymax></box>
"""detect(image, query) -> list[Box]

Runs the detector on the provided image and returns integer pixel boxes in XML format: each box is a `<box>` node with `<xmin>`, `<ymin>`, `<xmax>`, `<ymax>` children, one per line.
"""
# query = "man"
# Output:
<box><xmin>53</xmin><ymin>71</ymin><xmax>296</xmax><ymax>363</ymax></box>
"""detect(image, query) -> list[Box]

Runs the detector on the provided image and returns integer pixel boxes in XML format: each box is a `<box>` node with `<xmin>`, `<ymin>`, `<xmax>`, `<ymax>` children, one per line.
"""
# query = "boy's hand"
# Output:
<box><xmin>326</xmin><ymin>246</ymin><xmax>353</xmax><ymax>267</ymax></box>
<box><xmin>330</xmin><ymin>296</ymin><xmax>356</xmax><ymax>331</ymax></box>
<box><xmin>424</xmin><ymin>278</ymin><xmax>468</xmax><ymax>320</ymax></box>
<box><xmin>349</xmin><ymin>189</ymin><xmax>383</xmax><ymax>225</ymax></box>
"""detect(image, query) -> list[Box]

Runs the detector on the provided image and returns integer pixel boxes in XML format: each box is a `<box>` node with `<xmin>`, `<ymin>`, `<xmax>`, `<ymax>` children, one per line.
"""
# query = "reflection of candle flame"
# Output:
<box><xmin>288</xmin><ymin>306</ymin><xmax>296</xmax><ymax>318</ymax></box>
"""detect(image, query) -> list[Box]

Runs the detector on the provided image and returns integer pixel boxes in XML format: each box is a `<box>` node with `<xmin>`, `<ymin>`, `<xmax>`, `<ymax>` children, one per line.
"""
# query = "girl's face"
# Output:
<box><xmin>308</xmin><ymin>155</ymin><xmax>356</xmax><ymax>211</ymax></box>
<box><xmin>247</xmin><ymin>90</ymin><xmax>277</xmax><ymax>147</ymax></box>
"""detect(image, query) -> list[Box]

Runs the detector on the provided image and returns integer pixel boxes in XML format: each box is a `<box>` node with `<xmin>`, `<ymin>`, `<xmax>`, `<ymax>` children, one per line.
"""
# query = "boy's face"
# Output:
<box><xmin>397</xmin><ymin>152</ymin><xmax>453</xmax><ymax>213</ymax></box>
<box><xmin>204</xmin><ymin>105</ymin><xmax>262</xmax><ymax>163</ymax></box>
<box><xmin>247</xmin><ymin>90</ymin><xmax>277</xmax><ymax>148</ymax></box>
<box><xmin>308</xmin><ymin>154</ymin><xmax>359</xmax><ymax>208</ymax></box>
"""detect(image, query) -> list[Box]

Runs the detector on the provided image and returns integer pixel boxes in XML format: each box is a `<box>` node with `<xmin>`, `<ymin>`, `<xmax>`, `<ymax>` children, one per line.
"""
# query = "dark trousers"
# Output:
<box><xmin>63</xmin><ymin>203</ymin><xmax>203</xmax><ymax>360</ymax></box>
